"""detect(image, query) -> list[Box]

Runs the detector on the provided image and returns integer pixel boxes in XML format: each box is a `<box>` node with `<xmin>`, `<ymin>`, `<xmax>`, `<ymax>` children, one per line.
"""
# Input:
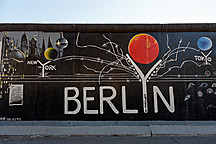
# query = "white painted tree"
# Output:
<box><xmin>74</xmin><ymin>33</ymin><xmax>209</xmax><ymax>113</ymax></box>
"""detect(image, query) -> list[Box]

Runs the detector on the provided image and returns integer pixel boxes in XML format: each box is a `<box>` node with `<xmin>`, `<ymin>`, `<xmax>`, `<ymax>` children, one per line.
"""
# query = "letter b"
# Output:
<box><xmin>64</xmin><ymin>87</ymin><xmax>81</xmax><ymax>114</ymax></box>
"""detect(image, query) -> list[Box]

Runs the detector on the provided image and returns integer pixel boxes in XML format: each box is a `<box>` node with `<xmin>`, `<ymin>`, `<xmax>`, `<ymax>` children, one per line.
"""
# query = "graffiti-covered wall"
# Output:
<box><xmin>1</xmin><ymin>29</ymin><xmax>216</xmax><ymax>120</ymax></box>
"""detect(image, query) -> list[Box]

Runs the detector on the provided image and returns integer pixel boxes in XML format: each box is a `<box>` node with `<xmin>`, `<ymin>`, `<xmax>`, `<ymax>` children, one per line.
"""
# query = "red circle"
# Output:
<box><xmin>128</xmin><ymin>34</ymin><xmax>159</xmax><ymax>64</ymax></box>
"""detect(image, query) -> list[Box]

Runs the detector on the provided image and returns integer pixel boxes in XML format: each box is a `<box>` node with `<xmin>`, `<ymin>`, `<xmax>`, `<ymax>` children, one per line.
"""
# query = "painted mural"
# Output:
<box><xmin>0</xmin><ymin>31</ymin><xmax>216</xmax><ymax>120</ymax></box>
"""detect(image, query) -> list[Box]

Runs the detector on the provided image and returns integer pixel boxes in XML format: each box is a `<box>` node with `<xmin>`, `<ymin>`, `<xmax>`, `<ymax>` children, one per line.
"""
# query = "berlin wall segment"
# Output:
<box><xmin>0</xmin><ymin>26</ymin><xmax>216</xmax><ymax>120</ymax></box>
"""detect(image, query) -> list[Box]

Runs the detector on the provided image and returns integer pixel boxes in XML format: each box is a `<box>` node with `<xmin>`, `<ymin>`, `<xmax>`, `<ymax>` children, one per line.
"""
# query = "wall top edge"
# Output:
<box><xmin>0</xmin><ymin>23</ymin><xmax>216</xmax><ymax>32</ymax></box>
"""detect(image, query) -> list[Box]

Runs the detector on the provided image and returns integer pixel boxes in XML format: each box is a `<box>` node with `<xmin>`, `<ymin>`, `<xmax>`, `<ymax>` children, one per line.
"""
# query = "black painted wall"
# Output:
<box><xmin>0</xmin><ymin>24</ymin><xmax>216</xmax><ymax>121</ymax></box>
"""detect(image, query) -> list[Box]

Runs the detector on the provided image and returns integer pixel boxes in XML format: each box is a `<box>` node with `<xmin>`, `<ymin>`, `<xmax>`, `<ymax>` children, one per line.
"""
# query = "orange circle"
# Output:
<box><xmin>128</xmin><ymin>34</ymin><xmax>159</xmax><ymax>64</ymax></box>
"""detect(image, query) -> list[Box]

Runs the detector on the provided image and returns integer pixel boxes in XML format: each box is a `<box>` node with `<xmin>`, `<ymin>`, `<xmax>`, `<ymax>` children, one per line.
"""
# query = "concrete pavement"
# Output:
<box><xmin>0</xmin><ymin>125</ymin><xmax>216</xmax><ymax>136</ymax></box>
<box><xmin>0</xmin><ymin>121</ymin><xmax>216</xmax><ymax>136</ymax></box>
<box><xmin>0</xmin><ymin>136</ymin><xmax>216</xmax><ymax>144</ymax></box>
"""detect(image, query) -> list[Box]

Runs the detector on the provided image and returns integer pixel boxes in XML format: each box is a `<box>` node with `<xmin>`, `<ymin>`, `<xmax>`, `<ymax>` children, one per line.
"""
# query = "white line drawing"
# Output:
<box><xmin>52</xmin><ymin>55</ymin><xmax>138</xmax><ymax>82</ymax></box>
<box><xmin>72</xmin><ymin>33</ymin><xmax>209</xmax><ymax>112</ymax></box>
<box><xmin>2</xmin><ymin>33</ymin><xmax>213</xmax><ymax>83</ymax></box>
<box><xmin>207</xmin><ymin>104</ymin><xmax>216</xmax><ymax>109</ymax></box>
<box><xmin>149</xmin><ymin>34</ymin><xmax>212</xmax><ymax>80</ymax></box>
<box><xmin>199</xmin><ymin>83</ymin><xmax>208</xmax><ymax>88</ymax></box>
<box><xmin>126</xmin><ymin>54</ymin><xmax>162</xmax><ymax>113</ymax></box>
<box><xmin>150</xmin><ymin>79</ymin><xmax>216</xmax><ymax>82</ymax></box>
<box><xmin>54</xmin><ymin>33</ymin><xmax>139</xmax><ymax>84</ymax></box>
<box><xmin>37</xmin><ymin>60</ymin><xmax>51</xmax><ymax>78</ymax></box>
<box><xmin>201</xmin><ymin>51</ymin><xmax>212</xmax><ymax>65</ymax></box>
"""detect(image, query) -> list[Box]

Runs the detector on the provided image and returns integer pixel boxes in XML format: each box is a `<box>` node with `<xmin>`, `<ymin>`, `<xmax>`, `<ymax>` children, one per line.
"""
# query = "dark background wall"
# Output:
<box><xmin>0</xmin><ymin>24</ymin><xmax>216</xmax><ymax>121</ymax></box>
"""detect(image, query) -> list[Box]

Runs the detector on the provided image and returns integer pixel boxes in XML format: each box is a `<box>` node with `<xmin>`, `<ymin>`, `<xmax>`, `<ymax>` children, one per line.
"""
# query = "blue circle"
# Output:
<box><xmin>197</xmin><ymin>37</ymin><xmax>212</xmax><ymax>51</ymax></box>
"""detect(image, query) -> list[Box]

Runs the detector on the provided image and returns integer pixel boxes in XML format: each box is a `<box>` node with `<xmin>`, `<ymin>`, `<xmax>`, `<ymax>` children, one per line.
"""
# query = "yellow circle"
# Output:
<box><xmin>44</xmin><ymin>47</ymin><xmax>58</xmax><ymax>60</ymax></box>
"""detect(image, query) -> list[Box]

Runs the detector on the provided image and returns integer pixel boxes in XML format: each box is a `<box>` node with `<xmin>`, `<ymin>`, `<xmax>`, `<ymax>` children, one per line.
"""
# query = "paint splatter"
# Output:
<box><xmin>205</xmin><ymin>70</ymin><xmax>211</xmax><ymax>77</ymax></box>
<box><xmin>206</xmin><ymin>88</ymin><xmax>214</xmax><ymax>94</ymax></box>
<box><xmin>199</xmin><ymin>82</ymin><xmax>208</xmax><ymax>88</ymax></box>
<box><xmin>207</xmin><ymin>104</ymin><xmax>216</xmax><ymax>109</ymax></box>
<box><xmin>197</xmin><ymin>90</ymin><xmax>203</xmax><ymax>97</ymax></box>
<box><xmin>211</xmin><ymin>83</ymin><xmax>216</xmax><ymax>87</ymax></box>
<box><xmin>187</xmin><ymin>83</ymin><xmax>195</xmax><ymax>89</ymax></box>
<box><xmin>184</xmin><ymin>95</ymin><xmax>191</xmax><ymax>101</ymax></box>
